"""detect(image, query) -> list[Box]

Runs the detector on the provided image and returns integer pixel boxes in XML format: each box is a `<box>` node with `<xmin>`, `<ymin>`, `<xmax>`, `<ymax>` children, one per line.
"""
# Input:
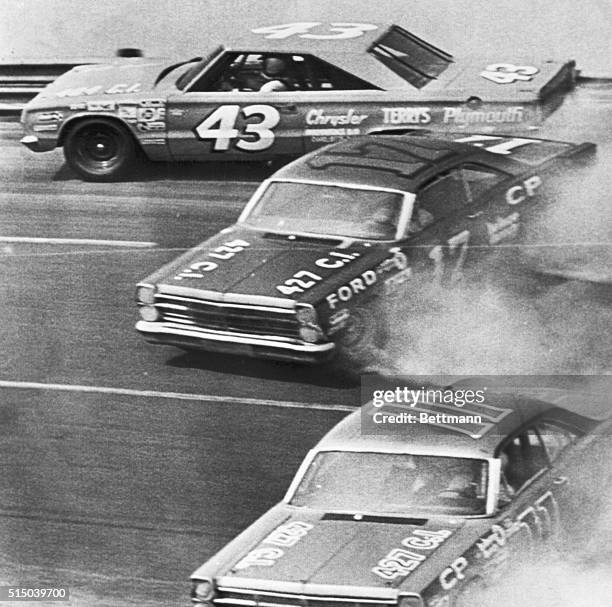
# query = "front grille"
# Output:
<box><xmin>215</xmin><ymin>588</ymin><xmax>396</xmax><ymax>607</ymax></box>
<box><xmin>155</xmin><ymin>294</ymin><xmax>300</xmax><ymax>339</ymax></box>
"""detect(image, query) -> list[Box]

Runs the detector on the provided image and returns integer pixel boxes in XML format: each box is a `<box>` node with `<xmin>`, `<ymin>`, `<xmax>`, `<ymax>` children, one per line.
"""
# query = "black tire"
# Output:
<box><xmin>63</xmin><ymin>118</ymin><xmax>136</xmax><ymax>181</ymax></box>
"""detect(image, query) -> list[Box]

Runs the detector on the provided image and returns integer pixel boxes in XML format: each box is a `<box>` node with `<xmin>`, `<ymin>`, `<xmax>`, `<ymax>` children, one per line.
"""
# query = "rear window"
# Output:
<box><xmin>369</xmin><ymin>25</ymin><xmax>453</xmax><ymax>89</ymax></box>
<box><xmin>501</xmin><ymin>141</ymin><xmax>572</xmax><ymax>166</ymax></box>
<box><xmin>453</xmin><ymin>135</ymin><xmax>573</xmax><ymax>166</ymax></box>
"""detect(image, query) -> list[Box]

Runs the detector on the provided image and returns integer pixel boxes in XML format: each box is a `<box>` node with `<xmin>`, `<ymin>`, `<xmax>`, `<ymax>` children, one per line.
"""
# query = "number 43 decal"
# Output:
<box><xmin>252</xmin><ymin>22</ymin><xmax>378</xmax><ymax>40</ymax></box>
<box><xmin>481</xmin><ymin>63</ymin><xmax>539</xmax><ymax>84</ymax></box>
<box><xmin>196</xmin><ymin>104</ymin><xmax>280</xmax><ymax>152</ymax></box>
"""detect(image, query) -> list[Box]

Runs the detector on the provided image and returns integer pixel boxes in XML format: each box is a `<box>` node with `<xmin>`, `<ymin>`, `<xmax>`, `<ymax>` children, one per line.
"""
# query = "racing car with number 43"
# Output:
<box><xmin>188</xmin><ymin>387</ymin><xmax>611</xmax><ymax>607</ymax></box>
<box><xmin>135</xmin><ymin>132</ymin><xmax>595</xmax><ymax>364</ymax></box>
<box><xmin>20</xmin><ymin>22</ymin><xmax>577</xmax><ymax>180</ymax></box>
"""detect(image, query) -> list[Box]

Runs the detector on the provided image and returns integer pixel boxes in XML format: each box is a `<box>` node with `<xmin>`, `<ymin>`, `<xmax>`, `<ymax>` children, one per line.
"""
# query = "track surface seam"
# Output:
<box><xmin>0</xmin><ymin>380</ymin><xmax>355</xmax><ymax>412</ymax></box>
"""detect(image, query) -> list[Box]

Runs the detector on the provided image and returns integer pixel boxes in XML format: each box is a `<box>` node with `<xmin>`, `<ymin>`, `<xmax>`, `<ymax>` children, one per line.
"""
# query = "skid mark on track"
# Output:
<box><xmin>0</xmin><ymin>380</ymin><xmax>355</xmax><ymax>412</ymax></box>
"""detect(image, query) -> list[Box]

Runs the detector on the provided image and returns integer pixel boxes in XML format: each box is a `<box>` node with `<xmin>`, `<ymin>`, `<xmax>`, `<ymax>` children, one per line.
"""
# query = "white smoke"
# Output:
<box><xmin>518</xmin><ymin>144</ymin><xmax>612</xmax><ymax>284</ymax></box>
<box><xmin>379</xmin><ymin>277</ymin><xmax>611</xmax><ymax>375</ymax></box>
<box><xmin>465</xmin><ymin>435</ymin><xmax>612</xmax><ymax>607</ymax></box>
<box><xmin>473</xmin><ymin>556</ymin><xmax>612</xmax><ymax>607</ymax></box>
<box><xmin>374</xmin><ymin>139</ymin><xmax>612</xmax><ymax>376</ymax></box>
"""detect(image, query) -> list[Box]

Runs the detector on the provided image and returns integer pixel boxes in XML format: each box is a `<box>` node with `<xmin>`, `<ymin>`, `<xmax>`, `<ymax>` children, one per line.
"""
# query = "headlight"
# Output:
<box><xmin>191</xmin><ymin>579</ymin><xmax>215</xmax><ymax>603</ymax></box>
<box><xmin>136</xmin><ymin>284</ymin><xmax>156</xmax><ymax>304</ymax></box>
<box><xmin>296</xmin><ymin>305</ymin><xmax>324</xmax><ymax>342</ymax></box>
<box><xmin>295</xmin><ymin>304</ymin><xmax>318</xmax><ymax>325</ymax></box>
<box><xmin>398</xmin><ymin>595</ymin><xmax>423</xmax><ymax>607</ymax></box>
<box><xmin>299</xmin><ymin>325</ymin><xmax>322</xmax><ymax>343</ymax></box>
<box><xmin>139</xmin><ymin>305</ymin><xmax>159</xmax><ymax>322</ymax></box>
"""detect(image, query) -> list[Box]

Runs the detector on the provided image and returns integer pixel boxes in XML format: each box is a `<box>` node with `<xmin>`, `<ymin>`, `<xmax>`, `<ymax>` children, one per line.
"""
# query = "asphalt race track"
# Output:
<box><xmin>0</xmin><ymin>122</ymin><xmax>359</xmax><ymax>606</ymax></box>
<box><xmin>0</xmin><ymin>83</ymin><xmax>611</xmax><ymax>604</ymax></box>
<box><xmin>0</xmin><ymin>387</ymin><xmax>348</xmax><ymax>606</ymax></box>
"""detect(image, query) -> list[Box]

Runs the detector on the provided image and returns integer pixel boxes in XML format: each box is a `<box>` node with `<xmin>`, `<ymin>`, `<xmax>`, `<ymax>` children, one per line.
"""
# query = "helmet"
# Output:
<box><xmin>264</xmin><ymin>56</ymin><xmax>286</xmax><ymax>77</ymax></box>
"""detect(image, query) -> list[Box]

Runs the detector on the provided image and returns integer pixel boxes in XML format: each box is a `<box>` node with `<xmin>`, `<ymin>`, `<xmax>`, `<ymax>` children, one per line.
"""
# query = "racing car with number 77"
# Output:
<box><xmin>135</xmin><ymin>132</ymin><xmax>596</xmax><ymax>365</ymax></box>
<box><xmin>188</xmin><ymin>385</ymin><xmax>612</xmax><ymax>607</ymax></box>
<box><xmin>20</xmin><ymin>21</ymin><xmax>577</xmax><ymax>180</ymax></box>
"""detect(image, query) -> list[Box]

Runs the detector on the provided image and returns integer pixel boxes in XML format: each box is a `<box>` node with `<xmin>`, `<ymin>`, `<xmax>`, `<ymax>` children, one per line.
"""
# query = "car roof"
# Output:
<box><xmin>272</xmin><ymin>134</ymin><xmax>522</xmax><ymax>193</ymax></box>
<box><xmin>225</xmin><ymin>23</ymin><xmax>444</xmax><ymax>90</ymax></box>
<box><xmin>313</xmin><ymin>391</ymin><xmax>604</xmax><ymax>459</ymax></box>
<box><xmin>230</xmin><ymin>23</ymin><xmax>387</xmax><ymax>54</ymax></box>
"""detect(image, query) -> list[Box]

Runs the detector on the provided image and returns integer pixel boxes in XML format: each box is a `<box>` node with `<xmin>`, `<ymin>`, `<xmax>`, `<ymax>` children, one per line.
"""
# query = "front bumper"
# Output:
<box><xmin>135</xmin><ymin>321</ymin><xmax>336</xmax><ymax>363</ymax></box>
<box><xmin>20</xmin><ymin>134</ymin><xmax>56</xmax><ymax>152</ymax></box>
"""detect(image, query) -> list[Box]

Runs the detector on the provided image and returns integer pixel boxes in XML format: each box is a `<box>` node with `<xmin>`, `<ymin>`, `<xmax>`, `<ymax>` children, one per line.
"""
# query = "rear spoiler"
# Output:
<box><xmin>540</xmin><ymin>60</ymin><xmax>577</xmax><ymax>99</ymax></box>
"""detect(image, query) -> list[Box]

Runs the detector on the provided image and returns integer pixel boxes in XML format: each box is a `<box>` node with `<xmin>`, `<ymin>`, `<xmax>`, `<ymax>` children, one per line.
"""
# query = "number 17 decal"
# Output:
<box><xmin>195</xmin><ymin>104</ymin><xmax>280</xmax><ymax>152</ymax></box>
<box><xmin>429</xmin><ymin>230</ymin><xmax>470</xmax><ymax>284</ymax></box>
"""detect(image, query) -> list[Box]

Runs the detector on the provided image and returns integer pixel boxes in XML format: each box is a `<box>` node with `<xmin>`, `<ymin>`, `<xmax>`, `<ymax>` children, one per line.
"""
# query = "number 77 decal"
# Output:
<box><xmin>195</xmin><ymin>105</ymin><xmax>281</xmax><ymax>152</ymax></box>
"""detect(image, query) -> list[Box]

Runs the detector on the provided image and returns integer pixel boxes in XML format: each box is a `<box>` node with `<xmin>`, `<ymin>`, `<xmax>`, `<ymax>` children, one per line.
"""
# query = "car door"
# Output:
<box><xmin>297</xmin><ymin>90</ymin><xmax>375</xmax><ymax>151</ymax></box>
<box><xmin>496</xmin><ymin>428</ymin><xmax>565</xmax><ymax>554</ymax></box>
<box><xmin>455</xmin><ymin>136</ymin><xmax>547</xmax><ymax>241</ymax></box>
<box><xmin>534</xmin><ymin>419</ymin><xmax>604</xmax><ymax>545</ymax></box>
<box><xmin>166</xmin><ymin>53</ymin><xmax>305</xmax><ymax>161</ymax></box>
<box><xmin>286</xmin><ymin>54</ymin><xmax>382</xmax><ymax>153</ymax></box>
<box><xmin>459</xmin><ymin>163</ymin><xmax>519</xmax><ymax>251</ymax></box>
<box><xmin>397</xmin><ymin>167</ymin><xmax>479</xmax><ymax>285</ymax></box>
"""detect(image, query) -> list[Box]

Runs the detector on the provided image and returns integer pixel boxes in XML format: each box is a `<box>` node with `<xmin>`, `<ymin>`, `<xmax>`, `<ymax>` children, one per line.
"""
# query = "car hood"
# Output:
<box><xmin>146</xmin><ymin>226</ymin><xmax>387</xmax><ymax>306</ymax></box>
<box><xmin>33</xmin><ymin>59</ymin><xmax>171</xmax><ymax>102</ymax></box>
<box><xmin>192</xmin><ymin>506</ymin><xmax>488</xmax><ymax>594</ymax></box>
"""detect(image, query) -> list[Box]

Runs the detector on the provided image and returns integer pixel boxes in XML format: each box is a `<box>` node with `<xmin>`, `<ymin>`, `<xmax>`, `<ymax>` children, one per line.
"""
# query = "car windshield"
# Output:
<box><xmin>176</xmin><ymin>46</ymin><xmax>223</xmax><ymax>90</ymax></box>
<box><xmin>242</xmin><ymin>181</ymin><xmax>404</xmax><ymax>240</ymax></box>
<box><xmin>290</xmin><ymin>451</ymin><xmax>489</xmax><ymax>516</ymax></box>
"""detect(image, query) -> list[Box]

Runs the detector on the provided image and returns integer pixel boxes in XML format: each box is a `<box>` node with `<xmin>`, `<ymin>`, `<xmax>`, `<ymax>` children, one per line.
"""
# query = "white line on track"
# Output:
<box><xmin>0</xmin><ymin>380</ymin><xmax>355</xmax><ymax>412</ymax></box>
<box><xmin>0</xmin><ymin>236</ymin><xmax>157</xmax><ymax>247</ymax></box>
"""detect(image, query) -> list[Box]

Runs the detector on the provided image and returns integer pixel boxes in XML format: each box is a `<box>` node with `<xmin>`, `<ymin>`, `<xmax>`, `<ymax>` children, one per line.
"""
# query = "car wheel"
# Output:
<box><xmin>63</xmin><ymin>118</ymin><xmax>136</xmax><ymax>181</ymax></box>
<box><xmin>334</xmin><ymin>303</ymin><xmax>389</xmax><ymax>370</ymax></box>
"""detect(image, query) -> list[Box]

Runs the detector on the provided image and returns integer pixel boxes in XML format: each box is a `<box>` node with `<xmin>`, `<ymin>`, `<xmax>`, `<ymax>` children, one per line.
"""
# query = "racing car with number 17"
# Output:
<box><xmin>135</xmin><ymin>132</ymin><xmax>595</xmax><ymax>365</ymax></box>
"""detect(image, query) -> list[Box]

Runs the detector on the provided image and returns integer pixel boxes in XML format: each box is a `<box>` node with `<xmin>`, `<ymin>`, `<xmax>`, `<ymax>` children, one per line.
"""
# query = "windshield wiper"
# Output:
<box><xmin>155</xmin><ymin>57</ymin><xmax>202</xmax><ymax>86</ymax></box>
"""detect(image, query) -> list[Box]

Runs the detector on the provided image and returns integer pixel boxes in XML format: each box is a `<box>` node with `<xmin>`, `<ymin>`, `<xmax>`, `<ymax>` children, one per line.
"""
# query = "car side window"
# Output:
<box><xmin>407</xmin><ymin>207</ymin><xmax>435</xmax><ymax>234</ymax></box>
<box><xmin>536</xmin><ymin>421</ymin><xmax>578</xmax><ymax>462</ymax></box>
<box><xmin>190</xmin><ymin>53</ymin><xmax>304</xmax><ymax>92</ymax></box>
<box><xmin>185</xmin><ymin>54</ymin><xmax>242</xmax><ymax>92</ymax></box>
<box><xmin>187</xmin><ymin>52</ymin><xmax>376</xmax><ymax>93</ymax></box>
<box><xmin>302</xmin><ymin>56</ymin><xmax>378</xmax><ymax>91</ymax></box>
<box><xmin>461</xmin><ymin>165</ymin><xmax>506</xmax><ymax>202</ymax></box>
<box><xmin>415</xmin><ymin>169</ymin><xmax>469</xmax><ymax>220</ymax></box>
<box><xmin>500</xmin><ymin>429</ymin><xmax>548</xmax><ymax>492</ymax></box>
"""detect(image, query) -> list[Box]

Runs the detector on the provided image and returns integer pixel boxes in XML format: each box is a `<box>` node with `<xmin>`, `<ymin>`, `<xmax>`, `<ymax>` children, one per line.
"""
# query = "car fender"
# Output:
<box><xmin>319</xmin><ymin>249</ymin><xmax>411</xmax><ymax>337</ymax></box>
<box><xmin>59</xmin><ymin>112</ymin><xmax>135</xmax><ymax>143</ymax></box>
<box><xmin>58</xmin><ymin>112</ymin><xmax>170</xmax><ymax>160</ymax></box>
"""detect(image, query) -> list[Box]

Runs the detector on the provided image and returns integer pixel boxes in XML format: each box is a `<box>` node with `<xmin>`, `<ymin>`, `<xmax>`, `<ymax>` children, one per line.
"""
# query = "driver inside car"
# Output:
<box><xmin>259</xmin><ymin>56</ymin><xmax>294</xmax><ymax>92</ymax></box>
